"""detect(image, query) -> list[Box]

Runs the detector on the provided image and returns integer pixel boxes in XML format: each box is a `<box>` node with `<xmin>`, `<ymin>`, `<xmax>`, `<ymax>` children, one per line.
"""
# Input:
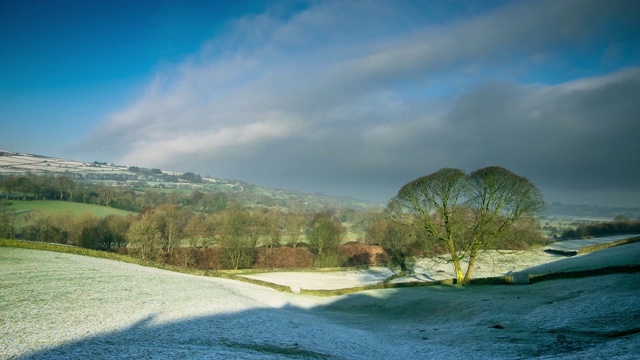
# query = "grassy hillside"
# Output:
<box><xmin>1</xmin><ymin>200</ymin><xmax>136</xmax><ymax>218</ymax></box>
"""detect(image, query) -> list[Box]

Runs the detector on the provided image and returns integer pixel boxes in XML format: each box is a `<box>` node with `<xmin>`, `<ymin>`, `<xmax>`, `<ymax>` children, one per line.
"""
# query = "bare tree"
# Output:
<box><xmin>31</xmin><ymin>175</ymin><xmax>53</xmax><ymax>200</ymax></box>
<box><xmin>199</xmin><ymin>192</ymin><xmax>228</xmax><ymax>213</ymax></box>
<box><xmin>350</xmin><ymin>210</ymin><xmax>384</xmax><ymax>243</ymax></box>
<box><xmin>246</xmin><ymin>211</ymin><xmax>267</xmax><ymax>248</ymax></box>
<box><xmin>73</xmin><ymin>213</ymin><xmax>101</xmax><ymax>249</ymax></box>
<box><xmin>389</xmin><ymin>166</ymin><xmax>545</xmax><ymax>283</ymax></box>
<box><xmin>284</xmin><ymin>213</ymin><xmax>307</xmax><ymax>248</ymax></box>
<box><xmin>0</xmin><ymin>175</ymin><xmax>19</xmax><ymax>199</ymax></box>
<box><xmin>307</xmin><ymin>213</ymin><xmax>344</xmax><ymax>255</ymax></box>
<box><xmin>51</xmin><ymin>175</ymin><xmax>76</xmax><ymax>201</ymax></box>
<box><xmin>100</xmin><ymin>214</ymin><xmax>131</xmax><ymax>249</ymax></box>
<box><xmin>97</xmin><ymin>186</ymin><xmax>115</xmax><ymax>207</ymax></box>
<box><xmin>127</xmin><ymin>218</ymin><xmax>162</xmax><ymax>260</ymax></box>
<box><xmin>365</xmin><ymin>218</ymin><xmax>388</xmax><ymax>246</ymax></box>
<box><xmin>183</xmin><ymin>214</ymin><xmax>208</xmax><ymax>246</ymax></box>
<box><xmin>462</xmin><ymin>166</ymin><xmax>546</xmax><ymax>281</ymax></box>
<box><xmin>49</xmin><ymin>210</ymin><xmax>74</xmax><ymax>244</ymax></box>
<box><xmin>187</xmin><ymin>190</ymin><xmax>205</xmax><ymax>209</ymax></box>
<box><xmin>366</xmin><ymin>217</ymin><xmax>421</xmax><ymax>275</ymax></box>
<box><xmin>389</xmin><ymin>168</ymin><xmax>470</xmax><ymax>281</ymax></box>
<box><xmin>151</xmin><ymin>205</ymin><xmax>190</xmax><ymax>257</ymax></box>
<box><xmin>215</xmin><ymin>210</ymin><xmax>254</xmax><ymax>270</ymax></box>
<box><xmin>263</xmin><ymin>210</ymin><xmax>281</xmax><ymax>250</ymax></box>
<box><xmin>22</xmin><ymin>211</ymin><xmax>55</xmax><ymax>242</ymax></box>
<box><xmin>15</xmin><ymin>176</ymin><xmax>35</xmax><ymax>200</ymax></box>
<box><xmin>0</xmin><ymin>201</ymin><xmax>17</xmax><ymax>239</ymax></box>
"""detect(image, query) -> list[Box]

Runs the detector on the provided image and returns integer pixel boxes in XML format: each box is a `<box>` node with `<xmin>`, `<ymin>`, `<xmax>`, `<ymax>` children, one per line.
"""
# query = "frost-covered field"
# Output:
<box><xmin>245</xmin><ymin>235</ymin><xmax>640</xmax><ymax>287</ymax></box>
<box><xmin>1</xmin><ymin>236</ymin><xmax>639</xmax><ymax>359</ymax></box>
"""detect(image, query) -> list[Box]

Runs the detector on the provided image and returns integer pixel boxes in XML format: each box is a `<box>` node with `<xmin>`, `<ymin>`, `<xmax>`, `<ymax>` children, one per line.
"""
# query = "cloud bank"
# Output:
<box><xmin>82</xmin><ymin>0</ymin><xmax>640</xmax><ymax>206</ymax></box>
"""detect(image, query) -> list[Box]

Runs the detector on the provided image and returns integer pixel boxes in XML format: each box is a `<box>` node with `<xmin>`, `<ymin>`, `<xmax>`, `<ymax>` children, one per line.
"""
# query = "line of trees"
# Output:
<box><xmin>4</xmin><ymin>200</ymin><xmax>367</xmax><ymax>270</ymax></box>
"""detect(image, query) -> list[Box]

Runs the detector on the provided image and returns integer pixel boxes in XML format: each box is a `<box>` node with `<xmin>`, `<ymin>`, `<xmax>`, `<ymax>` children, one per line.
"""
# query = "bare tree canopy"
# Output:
<box><xmin>388</xmin><ymin>166</ymin><xmax>546</xmax><ymax>283</ymax></box>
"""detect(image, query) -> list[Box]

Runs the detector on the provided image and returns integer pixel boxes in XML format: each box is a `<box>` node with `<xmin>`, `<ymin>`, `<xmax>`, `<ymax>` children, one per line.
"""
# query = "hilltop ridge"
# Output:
<box><xmin>0</xmin><ymin>149</ymin><xmax>381</xmax><ymax>211</ymax></box>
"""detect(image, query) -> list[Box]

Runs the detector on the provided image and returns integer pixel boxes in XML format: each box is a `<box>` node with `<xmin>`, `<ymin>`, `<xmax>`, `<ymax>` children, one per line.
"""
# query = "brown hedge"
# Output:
<box><xmin>253</xmin><ymin>247</ymin><xmax>315</xmax><ymax>269</ymax></box>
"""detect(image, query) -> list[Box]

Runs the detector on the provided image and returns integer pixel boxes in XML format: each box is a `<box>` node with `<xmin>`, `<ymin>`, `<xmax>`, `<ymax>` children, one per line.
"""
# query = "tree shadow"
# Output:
<box><xmin>17</xmin><ymin>273</ymin><xmax>640</xmax><ymax>360</ymax></box>
<box><xmin>16</xmin><ymin>284</ymin><xmax>494</xmax><ymax>359</ymax></box>
<box><xmin>17</xmin><ymin>243</ymin><xmax>640</xmax><ymax>359</ymax></box>
<box><xmin>20</xmin><ymin>305</ymin><xmax>343</xmax><ymax>359</ymax></box>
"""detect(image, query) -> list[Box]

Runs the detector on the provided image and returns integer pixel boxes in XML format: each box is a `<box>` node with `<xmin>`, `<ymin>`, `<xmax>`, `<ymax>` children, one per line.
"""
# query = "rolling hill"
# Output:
<box><xmin>0</xmin><ymin>149</ymin><xmax>381</xmax><ymax>212</ymax></box>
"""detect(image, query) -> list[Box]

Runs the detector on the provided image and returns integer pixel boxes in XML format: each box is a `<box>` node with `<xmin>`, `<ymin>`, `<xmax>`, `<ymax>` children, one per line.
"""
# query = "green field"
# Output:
<box><xmin>1</xmin><ymin>200</ymin><xmax>136</xmax><ymax>218</ymax></box>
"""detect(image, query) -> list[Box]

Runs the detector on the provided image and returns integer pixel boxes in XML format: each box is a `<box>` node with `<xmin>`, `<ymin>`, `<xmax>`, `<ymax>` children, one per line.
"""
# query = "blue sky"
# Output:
<box><xmin>1</xmin><ymin>0</ymin><xmax>640</xmax><ymax>207</ymax></box>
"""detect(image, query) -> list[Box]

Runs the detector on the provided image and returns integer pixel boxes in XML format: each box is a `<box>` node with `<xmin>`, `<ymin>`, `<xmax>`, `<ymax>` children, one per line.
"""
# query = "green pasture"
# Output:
<box><xmin>0</xmin><ymin>200</ymin><xmax>136</xmax><ymax>218</ymax></box>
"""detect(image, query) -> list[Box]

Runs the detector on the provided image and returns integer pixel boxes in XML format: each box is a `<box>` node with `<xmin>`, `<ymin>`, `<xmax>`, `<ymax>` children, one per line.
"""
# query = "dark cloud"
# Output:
<box><xmin>79</xmin><ymin>0</ymin><xmax>640</xmax><ymax>206</ymax></box>
<box><xmin>440</xmin><ymin>69</ymin><xmax>640</xmax><ymax>201</ymax></box>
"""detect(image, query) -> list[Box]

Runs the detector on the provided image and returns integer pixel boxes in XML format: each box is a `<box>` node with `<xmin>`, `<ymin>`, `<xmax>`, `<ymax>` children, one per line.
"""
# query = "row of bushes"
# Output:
<box><xmin>119</xmin><ymin>242</ymin><xmax>389</xmax><ymax>271</ymax></box>
<box><xmin>1</xmin><ymin>237</ymin><xmax>388</xmax><ymax>273</ymax></box>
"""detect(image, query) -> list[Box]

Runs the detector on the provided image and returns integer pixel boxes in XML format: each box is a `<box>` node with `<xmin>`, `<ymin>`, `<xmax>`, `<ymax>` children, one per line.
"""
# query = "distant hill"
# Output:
<box><xmin>0</xmin><ymin>149</ymin><xmax>381</xmax><ymax>212</ymax></box>
<box><xmin>545</xmin><ymin>202</ymin><xmax>640</xmax><ymax>220</ymax></box>
<box><xmin>0</xmin><ymin>149</ymin><xmax>180</xmax><ymax>180</ymax></box>
<box><xmin>6</xmin><ymin>149</ymin><xmax>636</xmax><ymax>217</ymax></box>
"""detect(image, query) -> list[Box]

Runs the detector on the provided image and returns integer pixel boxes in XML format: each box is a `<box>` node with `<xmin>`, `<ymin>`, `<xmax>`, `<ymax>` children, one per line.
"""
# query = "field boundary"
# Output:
<box><xmin>528</xmin><ymin>265</ymin><xmax>640</xmax><ymax>284</ymax></box>
<box><xmin>299</xmin><ymin>278</ymin><xmax>456</xmax><ymax>296</ymax></box>
<box><xmin>577</xmin><ymin>236</ymin><xmax>640</xmax><ymax>254</ymax></box>
<box><xmin>542</xmin><ymin>236</ymin><xmax>640</xmax><ymax>257</ymax></box>
<box><xmin>297</xmin><ymin>264</ymin><xmax>640</xmax><ymax>296</ymax></box>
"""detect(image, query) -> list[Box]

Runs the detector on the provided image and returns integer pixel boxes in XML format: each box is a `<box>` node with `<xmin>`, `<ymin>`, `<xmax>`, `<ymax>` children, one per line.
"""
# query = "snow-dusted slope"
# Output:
<box><xmin>1</xmin><ymin>239</ymin><xmax>639</xmax><ymax>359</ymax></box>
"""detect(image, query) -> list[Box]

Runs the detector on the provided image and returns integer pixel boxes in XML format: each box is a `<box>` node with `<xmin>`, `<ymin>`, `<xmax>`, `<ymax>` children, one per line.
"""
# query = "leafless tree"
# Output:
<box><xmin>307</xmin><ymin>213</ymin><xmax>344</xmax><ymax>255</ymax></box>
<box><xmin>389</xmin><ymin>166</ymin><xmax>545</xmax><ymax>283</ymax></box>
<box><xmin>127</xmin><ymin>218</ymin><xmax>162</xmax><ymax>260</ymax></box>
<box><xmin>215</xmin><ymin>210</ymin><xmax>255</xmax><ymax>270</ymax></box>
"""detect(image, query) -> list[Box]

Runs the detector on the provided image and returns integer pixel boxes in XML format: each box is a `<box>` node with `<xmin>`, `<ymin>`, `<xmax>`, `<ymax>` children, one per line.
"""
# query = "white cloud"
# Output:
<box><xmin>117</xmin><ymin>112</ymin><xmax>303</xmax><ymax>166</ymax></box>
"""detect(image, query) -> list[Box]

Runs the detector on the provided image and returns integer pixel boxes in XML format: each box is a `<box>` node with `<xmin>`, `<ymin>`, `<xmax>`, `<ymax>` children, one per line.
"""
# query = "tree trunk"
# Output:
<box><xmin>463</xmin><ymin>250</ymin><xmax>478</xmax><ymax>283</ymax></box>
<box><xmin>453</xmin><ymin>257</ymin><xmax>464</xmax><ymax>283</ymax></box>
